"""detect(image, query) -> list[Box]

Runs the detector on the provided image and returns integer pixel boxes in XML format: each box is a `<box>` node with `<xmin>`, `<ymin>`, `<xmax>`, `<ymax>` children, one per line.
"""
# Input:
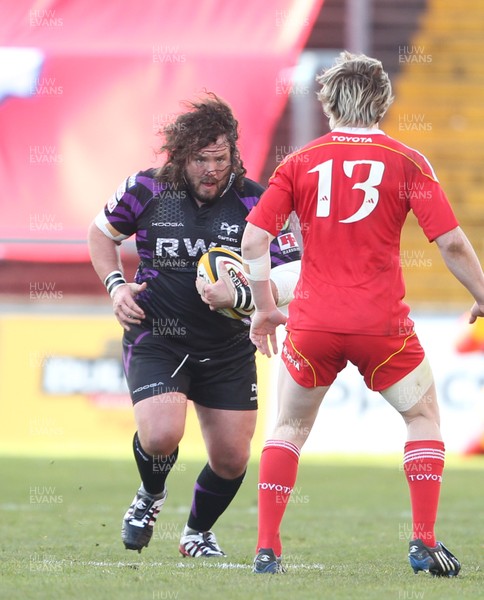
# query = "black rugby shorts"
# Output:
<box><xmin>122</xmin><ymin>328</ymin><xmax>258</xmax><ymax>410</ymax></box>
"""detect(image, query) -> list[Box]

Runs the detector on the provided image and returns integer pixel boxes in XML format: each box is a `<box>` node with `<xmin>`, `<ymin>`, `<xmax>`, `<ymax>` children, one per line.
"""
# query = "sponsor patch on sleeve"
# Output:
<box><xmin>276</xmin><ymin>231</ymin><xmax>298</xmax><ymax>253</ymax></box>
<box><xmin>107</xmin><ymin>193</ymin><xmax>118</xmax><ymax>213</ymax></box>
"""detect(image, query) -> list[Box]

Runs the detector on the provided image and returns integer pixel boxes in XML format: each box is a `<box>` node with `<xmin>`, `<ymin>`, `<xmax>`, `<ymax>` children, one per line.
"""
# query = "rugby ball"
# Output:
<box><xmin>197</xmin><ymin>248</ymin><xmax>253</xmax><ymax>320</ymax></box>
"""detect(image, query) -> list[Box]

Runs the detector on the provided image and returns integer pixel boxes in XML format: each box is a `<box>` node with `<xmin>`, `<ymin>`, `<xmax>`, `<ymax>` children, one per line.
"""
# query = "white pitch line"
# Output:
<box><xmin>69</xmin><ymin>560</ymin><xmax>325</xmax><ymax>571</ymax></box>
<box><xmin>0</xmin><ymin>503</ymin><xmax>33</xmax><ymax>511</ymax></box>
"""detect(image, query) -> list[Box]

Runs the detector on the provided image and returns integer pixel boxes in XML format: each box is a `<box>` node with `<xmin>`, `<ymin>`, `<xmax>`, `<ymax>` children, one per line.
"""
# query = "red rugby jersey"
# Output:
<box><xmin>247</xmin><ymin>128</ymin><xmax>458</xmax><ymax>335</ymax></box>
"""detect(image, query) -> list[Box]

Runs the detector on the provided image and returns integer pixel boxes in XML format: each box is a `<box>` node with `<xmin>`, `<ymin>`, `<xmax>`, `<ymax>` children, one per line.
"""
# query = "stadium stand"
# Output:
<box><xmin>381</xmin><ymin>0</ymin><xmax>484</xmax><ymax>306</ymax></box>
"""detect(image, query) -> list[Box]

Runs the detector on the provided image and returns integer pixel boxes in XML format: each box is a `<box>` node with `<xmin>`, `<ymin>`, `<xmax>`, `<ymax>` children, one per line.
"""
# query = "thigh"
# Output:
<box><xmin>134</xmin><ymin>392</ymin><xmax>188</xmax><ymax>455</ymax></box>
<box><xmin>398</xmin><ymin>382</ymin><xmax>442</xmax><ymax>440</ymax></box>
<box><xmin>274</xmin><ymin>361</ymin><xmax>330</xmax><ymax>447</ymax></box>
<box><xmin>195</xmin><ymin>405</ymin><xmax>257</xmax><ymax>452</ymax></box>
<box><xmin>188</xmin><ymin>348</ymin><xmax>258</xmax><ymax>475</ymax></box>
<box><xmin>123</xmin><ymin>330</ymin><xmax>192</xmax><ymax>453</ymax></box>
<box><xmin>195</xmin><ymin>404</ymin><xmax>257</xmax><ymax>477</ymax></box>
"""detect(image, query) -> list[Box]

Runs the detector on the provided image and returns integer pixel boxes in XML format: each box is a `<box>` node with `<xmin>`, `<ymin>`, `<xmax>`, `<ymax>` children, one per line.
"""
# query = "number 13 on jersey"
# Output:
<box><xmin>309</xmin><ymin>159</ymin><xmax>385</xmax><ymax>223</ymax></box>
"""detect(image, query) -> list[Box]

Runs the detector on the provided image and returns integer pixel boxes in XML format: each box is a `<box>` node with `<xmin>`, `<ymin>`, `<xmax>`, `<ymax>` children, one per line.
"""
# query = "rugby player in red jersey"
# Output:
<box><xmin>242</xmin><ymin>52</ymin><xmax>484</xmax><ymax>575</ymax></box>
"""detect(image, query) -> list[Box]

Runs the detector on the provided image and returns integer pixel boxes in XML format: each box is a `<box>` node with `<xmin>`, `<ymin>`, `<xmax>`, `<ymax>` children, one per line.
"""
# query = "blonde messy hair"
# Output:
<box><xmin>316</xmin><ymin>51</ymin><xmax>394</xmax><ymax>129</ymax></box>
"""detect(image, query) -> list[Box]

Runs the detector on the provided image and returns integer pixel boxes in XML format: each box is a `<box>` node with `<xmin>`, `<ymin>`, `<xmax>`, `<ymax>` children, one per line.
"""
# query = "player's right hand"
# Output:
<box><xmin>112</xmin><ymin>282</ymin><xmax>147</xmax><ymax>330</ymax></box>
<box><xmin>250</xmin><ymin>308</ymin><xmax>287</xmax><ymax>357</ymax></box>
<box><xmin>195</xmin><ymin>262</ymin><xmax>236</xmax><ymax>310</ymax></box>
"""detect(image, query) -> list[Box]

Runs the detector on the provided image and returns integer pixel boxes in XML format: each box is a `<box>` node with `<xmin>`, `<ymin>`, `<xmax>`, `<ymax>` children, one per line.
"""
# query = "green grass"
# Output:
<box><xmin>1</xmin><ymin>456</ymin><xmax>482</xmax><ymax>600</ymax></box>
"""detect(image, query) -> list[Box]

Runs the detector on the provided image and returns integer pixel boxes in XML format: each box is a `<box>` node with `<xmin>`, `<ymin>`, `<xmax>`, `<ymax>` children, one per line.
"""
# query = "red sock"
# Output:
<box><xmin>256</xmin><ymin>439</ymin><xmax>300</xmax><ymax>556</ymax></box>
<box><xmin>403</xmin><ymin>440</ymin><xmax>445</xmax><ymax>547</ymax></box>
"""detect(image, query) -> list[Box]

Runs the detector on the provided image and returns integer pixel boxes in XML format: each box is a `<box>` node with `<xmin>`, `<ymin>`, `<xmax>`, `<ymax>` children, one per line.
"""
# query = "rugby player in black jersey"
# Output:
<box><xmin>88</xmin><ymin>94</ymin><xmax>300</xmax><ymax>557</ymax></box>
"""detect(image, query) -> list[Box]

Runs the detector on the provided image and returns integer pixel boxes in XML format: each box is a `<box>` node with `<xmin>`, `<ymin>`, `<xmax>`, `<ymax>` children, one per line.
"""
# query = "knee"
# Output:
<box><xmin>273</xmin><ymin>416</ymin><xmax>311</xmax><ymax>446</ymax></box>
<box><xmin>137</xmin><ymin>429</ymin><xmax>181</xmax><ymax>457</ymax></box>
<box><xmin>210</xmin><ymin>447</ymin><xmax>250</xmax><ymax>479</ymax></box>
<box><xmin>401</xmin><ymin>394</ymin><xmax>441</xmax><ymax>428</ymax></box>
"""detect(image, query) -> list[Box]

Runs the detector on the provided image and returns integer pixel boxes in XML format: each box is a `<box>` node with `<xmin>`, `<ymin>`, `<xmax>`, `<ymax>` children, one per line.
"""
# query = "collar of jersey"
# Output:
<box><xmin>332</xmin><ymin>126</ymin><xmax>384</xmax><ymax>135</ymax></box>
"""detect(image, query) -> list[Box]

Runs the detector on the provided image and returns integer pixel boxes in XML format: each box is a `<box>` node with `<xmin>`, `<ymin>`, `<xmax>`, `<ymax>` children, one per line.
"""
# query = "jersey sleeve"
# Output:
<box><xmin>246</xmin><ymin>160</ymin><xmax>295</xmax><ymax>237</ymax></box>
<box><xmin>94</xmin><ymin>172</ymin><xmax>148</xmax><ymax>240</ymax></box>
<box><xmin>246</xmin><ymin>165</ymin><xmax>300</xmax><ymax>266</ymax></box>
<box><xmin>406</xmin><ymin>157</ymin><xmax>459</xmax><ymax>242</ymax></box>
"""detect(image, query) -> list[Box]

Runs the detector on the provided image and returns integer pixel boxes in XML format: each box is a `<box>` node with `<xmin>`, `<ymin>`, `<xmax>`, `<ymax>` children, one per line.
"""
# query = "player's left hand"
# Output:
<box><xmin>469</xmin><ymin>302</ymin><xmax>484</xmax><ymax>324</ymax></box>
<box><xmin>250</xmin><ymin>308</ymin><xmax>287</xmax><ymax>357</ymax></box>
<box><xmin>112</xmin><ymin>281</ymin><xmax>147</xmax><ymax>331</ymax></box>
<box><xmin>195</xmin><ymin>262</ymin><xmax>235</xmax><ymax>310</ymax></box>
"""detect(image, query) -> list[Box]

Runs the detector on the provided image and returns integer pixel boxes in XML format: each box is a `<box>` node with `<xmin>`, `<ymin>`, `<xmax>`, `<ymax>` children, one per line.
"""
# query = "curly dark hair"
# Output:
<box><xmin>155</xmin><ymin>93</ymin><xmax>246</xmax><ymax>190</ymax></box>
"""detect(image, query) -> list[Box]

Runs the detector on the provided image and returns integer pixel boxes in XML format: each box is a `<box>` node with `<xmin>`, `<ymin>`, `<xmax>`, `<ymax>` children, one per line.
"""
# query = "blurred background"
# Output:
<box><xmin>1</xmin><ymin>0</ymin><xmax>484</xmax><ymax>460</ymax></box>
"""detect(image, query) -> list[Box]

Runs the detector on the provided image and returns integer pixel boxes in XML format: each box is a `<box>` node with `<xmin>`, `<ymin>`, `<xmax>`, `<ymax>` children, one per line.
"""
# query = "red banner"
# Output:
<box><xmin>0</xmin><ymin>0</ymin><xmax>323</xmax><ymax>261</ymax></box>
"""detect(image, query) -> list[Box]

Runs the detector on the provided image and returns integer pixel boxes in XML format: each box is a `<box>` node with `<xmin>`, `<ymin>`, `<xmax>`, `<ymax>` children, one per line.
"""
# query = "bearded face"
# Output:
<box><xmin>184</xmin><ymin>136</ymin><xmax>232</xmax><ymax>204</ymax></box>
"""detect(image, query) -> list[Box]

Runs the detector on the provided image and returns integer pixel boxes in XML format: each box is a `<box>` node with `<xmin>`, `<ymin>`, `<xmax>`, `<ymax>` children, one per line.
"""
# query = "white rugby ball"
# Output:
<box><xmin>197</xmin><ymin>248</ymin><xmax>253</xmax><ymax>320</ymax></box>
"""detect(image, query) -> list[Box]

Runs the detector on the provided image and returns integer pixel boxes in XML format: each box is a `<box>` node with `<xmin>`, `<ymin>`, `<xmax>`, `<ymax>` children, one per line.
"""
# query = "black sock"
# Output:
<box><xmin>132</xmin><ymin>432</ymin><xmax>178</xmax><ymax>496</ymax></box>
<box><xmin>187</xmin><ymin>463</ymin><xmax>246</xmax><ymax>532</ymax></box>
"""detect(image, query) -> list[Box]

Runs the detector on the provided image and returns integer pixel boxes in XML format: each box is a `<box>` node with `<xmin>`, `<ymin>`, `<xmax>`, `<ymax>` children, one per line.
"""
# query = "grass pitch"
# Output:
<box><xmin>1</xmin><ymin>455</ymin><xmax>482</xmax><ymax>600</ymax></box>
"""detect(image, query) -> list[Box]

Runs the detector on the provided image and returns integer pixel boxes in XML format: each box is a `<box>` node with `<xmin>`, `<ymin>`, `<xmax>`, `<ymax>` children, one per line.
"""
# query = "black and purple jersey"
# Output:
<box><xmin>96</xmin><ymin>169</ymin><xmax>300</xmax><ymax>352</ymax></box>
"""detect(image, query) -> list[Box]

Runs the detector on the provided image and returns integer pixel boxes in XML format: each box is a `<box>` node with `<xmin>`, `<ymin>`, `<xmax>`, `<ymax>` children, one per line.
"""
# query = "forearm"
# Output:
<box><xmin>87</xmin><ymin>222</ymin><xmax>124</xmax><ymax>282</ymax></box>
<box><xmin>242</xmin><ymin>223</ymin><xmax>275</xmax><ymax>310</ymax></box>
<box><xmin>270</xmin><ymin>279</ymin><xmax>279</xmax><ymax>305</ymax></box>
<box><xmin>436</xmin><ymin>227</ymin><xmax>484</xmax><ymax>302</ymax></box>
